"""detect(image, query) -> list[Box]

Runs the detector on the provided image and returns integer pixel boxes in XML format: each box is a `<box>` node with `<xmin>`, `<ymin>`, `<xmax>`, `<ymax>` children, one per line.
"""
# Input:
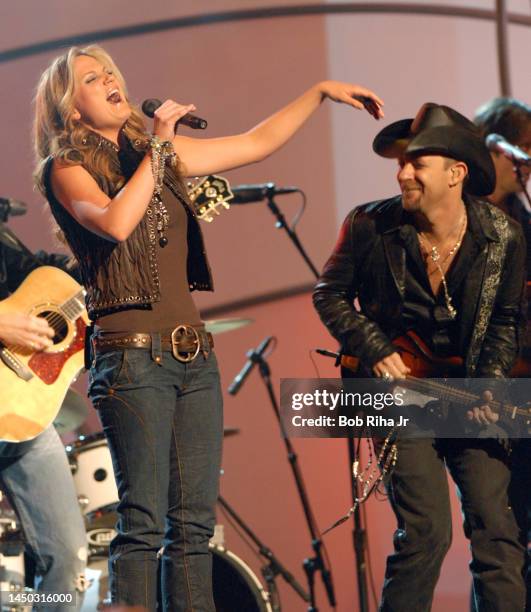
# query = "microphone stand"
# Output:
<box><xmin>217</xmin><ymin>495</ymin><xmax>310</xmax><ymax>611</ymax></box>
<box><xmin>264</xmin><ymin>193</ymin><xmax>320</xmax><ymax>278</ymax></box>
<box><xmin>267</xmin><ymin>189</ymin><xmax>370</xmax><ymax>610</ymax></box>
<box><xmin>252</xmin><ymin>350</ymin><xmax>336</xmax><ymax>612</ymax></box>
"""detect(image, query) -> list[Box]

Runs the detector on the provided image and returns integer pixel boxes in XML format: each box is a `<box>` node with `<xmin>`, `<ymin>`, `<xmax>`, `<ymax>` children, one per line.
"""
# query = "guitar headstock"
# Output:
<box><xmin>187</xmin><ymin>175</ymin><xmax>234</xmax><ymax>223</ymax></box>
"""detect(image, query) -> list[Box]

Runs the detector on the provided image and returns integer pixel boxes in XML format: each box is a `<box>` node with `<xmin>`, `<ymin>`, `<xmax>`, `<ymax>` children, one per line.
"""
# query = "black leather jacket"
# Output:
<box><xmin>313</xmin><ymin>195</ymin><xmax>527</xmax><ymax>377</ymax></box>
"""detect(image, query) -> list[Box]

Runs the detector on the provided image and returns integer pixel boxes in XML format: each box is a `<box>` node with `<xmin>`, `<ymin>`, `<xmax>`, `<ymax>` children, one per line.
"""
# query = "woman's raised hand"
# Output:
<box><xmin>152</xmin><ymin>100</ymin><xmax>197</xmax><ymax>141</ymax></box>
<box><xmin>318</xmin><ymin>81</ymin><xmax>384</xmax><ymax>119</ymax></box>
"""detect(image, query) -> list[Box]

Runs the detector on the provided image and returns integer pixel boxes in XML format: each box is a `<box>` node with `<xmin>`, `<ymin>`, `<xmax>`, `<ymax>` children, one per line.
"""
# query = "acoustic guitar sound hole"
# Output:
<box><xmin>38</xmin><ymin>311</ymin><xmax>69</xmax><ymax>344</ymax></box>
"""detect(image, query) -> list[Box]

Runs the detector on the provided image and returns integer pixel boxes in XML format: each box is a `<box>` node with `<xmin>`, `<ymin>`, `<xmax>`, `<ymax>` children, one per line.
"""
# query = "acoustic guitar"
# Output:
<box><xmin>0</xmin><ymin>266</ymin><xmax>89</xmax><ymax>443</ymax></box>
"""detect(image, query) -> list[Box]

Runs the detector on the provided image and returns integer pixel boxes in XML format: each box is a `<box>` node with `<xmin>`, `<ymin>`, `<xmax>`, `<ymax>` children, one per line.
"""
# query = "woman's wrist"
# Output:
<box><xmin>315</xmin><ymin>80</ymin><xmax>329</xmax><ymax>101</ymax></box>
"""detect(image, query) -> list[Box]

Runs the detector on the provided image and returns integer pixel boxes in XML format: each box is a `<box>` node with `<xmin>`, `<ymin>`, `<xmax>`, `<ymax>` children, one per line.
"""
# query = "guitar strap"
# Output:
<box><xmin>466</xmin><ymin>207</ymin><xmax>510</xmax><ymax>376</ymax></box>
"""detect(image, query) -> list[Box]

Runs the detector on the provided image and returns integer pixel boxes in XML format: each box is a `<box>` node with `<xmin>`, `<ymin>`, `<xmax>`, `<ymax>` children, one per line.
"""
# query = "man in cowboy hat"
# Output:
<box><xmin>313</xmin><ymin>102</ymin><xmax>527</xmax><ymax>611</ymax></box>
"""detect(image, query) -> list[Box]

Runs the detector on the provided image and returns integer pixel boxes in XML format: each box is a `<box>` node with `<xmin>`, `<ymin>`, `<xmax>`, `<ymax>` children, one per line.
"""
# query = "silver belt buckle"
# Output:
<box><xmin>171</xmin><ymin>325</ymin><xmax>201</xmax><ymax>363</ymax></box>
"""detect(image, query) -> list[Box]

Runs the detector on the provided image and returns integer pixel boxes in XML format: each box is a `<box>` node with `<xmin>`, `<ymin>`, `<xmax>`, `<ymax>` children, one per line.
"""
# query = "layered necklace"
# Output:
<box><xmin>417</xmin><ymin>211</ymin><xmax>467</xmax><ymax>320</ymax></box>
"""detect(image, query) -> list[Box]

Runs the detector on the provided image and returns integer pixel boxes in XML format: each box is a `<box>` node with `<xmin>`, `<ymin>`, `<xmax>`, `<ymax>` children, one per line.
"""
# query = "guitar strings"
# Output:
<box><xmin>6</xmin><ymin>309</ymin><xmax>70</xmax><ymax>355</ymax></box>
<box><xmin>403</xmin><ymin>376</ymin><xmax>527</xmax><ymax>418</ymax></box>
<box><xmin>3</xmin><ymin>291</ymin><xmax>84</xmax><ymax>355</ymax></box>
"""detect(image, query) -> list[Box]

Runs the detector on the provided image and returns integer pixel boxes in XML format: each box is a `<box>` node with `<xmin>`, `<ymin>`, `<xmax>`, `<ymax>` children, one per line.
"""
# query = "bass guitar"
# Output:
<box><xmin>340</xmin><ymin>331</ymin><xmax>531</xmax><ymax>432</ymax></box>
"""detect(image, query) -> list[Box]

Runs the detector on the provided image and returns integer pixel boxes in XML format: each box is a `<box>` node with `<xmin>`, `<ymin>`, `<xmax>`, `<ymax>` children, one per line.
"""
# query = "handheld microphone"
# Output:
<box><xmin>228</xmin><ymin>336</ymin><xmax>273</xmax><ymax>395</ymax></box>
<box><xmin>485</xmin><ymin>133</ymin><xmax>531</xmax><ymax>166</ymax></box>
<box><xmin>0</xmin><ymin>198</ymin><xmax>27</xmax><ymax>219</ymax></box>
<box><xmin>141</xmin><ymin>98</ymin><xmax>208</xmax><ymax>130</ymax></box>
<box><xmin>230</xmin><ymin>183</ymin><xmax>299</xmax><ymax>204</ymax></box>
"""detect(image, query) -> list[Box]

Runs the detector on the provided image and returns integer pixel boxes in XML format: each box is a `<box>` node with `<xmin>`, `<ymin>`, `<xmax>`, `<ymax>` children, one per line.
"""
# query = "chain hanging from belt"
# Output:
<box><xmin>322</xmin><ymin>428</ymin><xmax>399</xmax><ymax>535</ymax></box>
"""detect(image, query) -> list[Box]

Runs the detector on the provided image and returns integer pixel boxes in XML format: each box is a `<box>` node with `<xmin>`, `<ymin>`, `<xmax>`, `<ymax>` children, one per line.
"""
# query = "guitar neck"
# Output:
<box><xmin>61</xmin><ymin>289</ymin><xmax>86</xmax><ymax>321</ymax></box>
<box><xmin>402</xmin><ymin>376</ymin><xmax>529</xmax><ymax>420</ymax></box>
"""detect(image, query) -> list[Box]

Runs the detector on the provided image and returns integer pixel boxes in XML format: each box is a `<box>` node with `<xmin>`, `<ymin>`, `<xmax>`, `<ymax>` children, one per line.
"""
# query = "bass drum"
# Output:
<box><xmin>211</xmin><ymin>544</ymin><xmax>272</xmax><ymax>612</ymax></box>
<box><xmin>82</xmin><ymin>544</ymin><xmax>273</xmax><ymax>611</ymax></box>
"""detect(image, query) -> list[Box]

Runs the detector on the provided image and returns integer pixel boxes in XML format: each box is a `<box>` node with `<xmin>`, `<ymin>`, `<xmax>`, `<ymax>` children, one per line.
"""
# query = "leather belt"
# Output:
<box><xmin>93</xmin><ymin>324</ymin><xmax>213</xmax><ymax>363</ymax></box>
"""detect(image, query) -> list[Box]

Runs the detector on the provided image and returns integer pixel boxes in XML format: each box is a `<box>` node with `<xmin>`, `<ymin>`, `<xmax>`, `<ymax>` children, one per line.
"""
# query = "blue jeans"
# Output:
<box><xmin>88</xmin><ymin>346</ymin><xmax>223</xmax><ymax>612</ymax></box>
<box><xmin>0</xmin><ymin>426</ymin><xmax>87</xmax><ymax>610</ymax></box>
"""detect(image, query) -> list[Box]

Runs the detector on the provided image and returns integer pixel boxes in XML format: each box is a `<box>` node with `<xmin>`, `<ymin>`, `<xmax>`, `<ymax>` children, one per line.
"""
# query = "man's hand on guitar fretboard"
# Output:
<box><xmin>466</xmin><ymin>390</ymin><xmax>499</xmax><ymax>425</ymax></box>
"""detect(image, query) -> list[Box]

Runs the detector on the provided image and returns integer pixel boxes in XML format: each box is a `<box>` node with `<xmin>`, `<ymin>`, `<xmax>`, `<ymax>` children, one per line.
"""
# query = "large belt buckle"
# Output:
<box><xmin>171</xmin><ymin>324</ymin><xmax>201</xmax><ymax>363</ymax></box>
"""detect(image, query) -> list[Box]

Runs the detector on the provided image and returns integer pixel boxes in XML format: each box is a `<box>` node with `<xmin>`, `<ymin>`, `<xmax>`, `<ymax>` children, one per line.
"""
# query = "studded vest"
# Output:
<box><xmin>43</xmin><ymin>134</ymin><xmax>213</xmax><ymax>320</ymax></box>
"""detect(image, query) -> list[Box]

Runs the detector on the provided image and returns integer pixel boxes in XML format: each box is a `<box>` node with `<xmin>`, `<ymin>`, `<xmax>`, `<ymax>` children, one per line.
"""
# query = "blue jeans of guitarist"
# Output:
<box><xmin>0</xmin><ymin>425</ymin><xmax>87</xmax><ymax>610</ymax></box>
<box><xmin>89</xmin><ymin>346</ymin><xmax>223</xmax><ymax>612</ymax></box>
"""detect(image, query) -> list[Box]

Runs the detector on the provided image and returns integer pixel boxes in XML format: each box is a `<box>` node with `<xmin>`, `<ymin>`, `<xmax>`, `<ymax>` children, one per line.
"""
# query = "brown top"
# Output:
<box><xmin>97</xmin><ymin>184</ymin><xmax>202</xmax><ymax>332</ymax></box>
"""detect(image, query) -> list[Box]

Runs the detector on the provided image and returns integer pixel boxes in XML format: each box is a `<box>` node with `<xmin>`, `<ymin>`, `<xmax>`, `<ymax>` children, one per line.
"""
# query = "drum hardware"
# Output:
<box><xmin>0</xmin><ymin>523</ymin><xmax>23</xmax><ymax>558</ymax></box>
<box><xmin>228</xmin><ymin>342</ymin><xmax>335</xmax><ymax>611</ymax></box>
<box><xmin>0</xmin><ymin>498</ymin><xmax>31</xmax><ymax>612</ymax></box>
<box><xmin>0</xmin><ymin>585</ymin><xmax>34</xmax><ymax>612</ymax></box>
<box><xmin>218</xmin><ymin>495</ymin><xmax>309</xmax><ymax>612</ymax></box>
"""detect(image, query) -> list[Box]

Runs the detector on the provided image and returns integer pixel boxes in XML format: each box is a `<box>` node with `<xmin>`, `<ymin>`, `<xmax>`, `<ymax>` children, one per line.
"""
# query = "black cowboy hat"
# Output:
<box><xmin>372</xmin><ymin>102</ymin><xmax>495</xmax><ymax>196</ymax></box>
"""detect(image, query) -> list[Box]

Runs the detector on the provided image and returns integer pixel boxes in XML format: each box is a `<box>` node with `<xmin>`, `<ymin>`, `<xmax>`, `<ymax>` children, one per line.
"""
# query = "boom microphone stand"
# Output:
<box><xmin>231</xmin><ymin>343</ymin><xmax>335</xmax><ymax>611</ymax></box>
<box><xmin>262</xmin><ymin>191</ymin><xmax>370</xmax><ymax>612</ymax></box>
<box><xmin>264</xmin><ymin>192</ymin><xmax>320</xmax><ymax>278</ymax></box>
<box><xmin>235</xmin><ymin>183</ymin><xmax>368</xmax><ymax>612</ymax></box>
<box><xmin>218</xmin><ymin>495</ymin><xmax>310</xmax><ymax>611</ymax></box>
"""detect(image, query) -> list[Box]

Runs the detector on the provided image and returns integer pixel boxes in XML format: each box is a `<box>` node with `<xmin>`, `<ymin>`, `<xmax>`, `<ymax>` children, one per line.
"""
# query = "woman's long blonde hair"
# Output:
<box><xmin>33</xmin><ymin>45</ymin><xmax>148</xmax><ymax>194</ymax></box>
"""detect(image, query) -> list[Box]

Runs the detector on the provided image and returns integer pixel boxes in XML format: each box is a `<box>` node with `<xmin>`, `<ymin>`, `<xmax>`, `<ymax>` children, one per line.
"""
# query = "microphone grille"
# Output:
<box><xmin>141</xmin><ymin>98</ymin><xmax>162</xmax><ymax>118</ymax></box>
<box><xmin>485</xmin><ymin>133</ymin><xmax>503</xmax><ymax>148</ymax></box>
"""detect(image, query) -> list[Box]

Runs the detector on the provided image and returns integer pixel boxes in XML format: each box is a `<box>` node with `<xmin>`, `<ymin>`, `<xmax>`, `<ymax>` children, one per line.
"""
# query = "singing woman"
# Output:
<box><xmin>33</xmin><ymin>44</ymin><xmax>384</xmax><ymax>611</ymax></box>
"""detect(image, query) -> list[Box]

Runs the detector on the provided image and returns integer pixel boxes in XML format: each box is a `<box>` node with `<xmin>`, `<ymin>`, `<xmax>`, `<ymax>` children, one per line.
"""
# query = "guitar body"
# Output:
<box><xmin>341</xmin><ymin>330</ymin><xmax>463</xmax><ymax>378</ymax></box>
<box><xmin>0</xmin><ymin>267</ymin><xmax>89</xmax><ymax>442</ymax></box>
<box><xmin>340</xmin><ymin>331</ymin><xmax>531</xmax><ymax>431</ymax></box>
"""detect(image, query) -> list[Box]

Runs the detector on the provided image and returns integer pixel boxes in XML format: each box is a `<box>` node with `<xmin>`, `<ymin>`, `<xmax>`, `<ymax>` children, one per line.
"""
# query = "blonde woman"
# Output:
<box><xmin>34</xmin><ymin>45</ymin><xmax>384</xmax><ymax>611</ymax></box>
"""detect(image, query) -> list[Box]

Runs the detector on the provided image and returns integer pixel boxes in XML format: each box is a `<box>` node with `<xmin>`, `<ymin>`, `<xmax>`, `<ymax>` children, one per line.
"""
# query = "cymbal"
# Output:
<box><xmin>53</xmin><ymin>388</ymin><xmax>89</xmax><ymax>435</ymax></box>
<box><xmin>223</xmin><ymin>427</ymin><xmax>240</xmax><ymax>437</ymax></box>
<box><xmin>204</xmin><ymin>318</ymin><xmax>253</xmax><ymax>335</ymax></box>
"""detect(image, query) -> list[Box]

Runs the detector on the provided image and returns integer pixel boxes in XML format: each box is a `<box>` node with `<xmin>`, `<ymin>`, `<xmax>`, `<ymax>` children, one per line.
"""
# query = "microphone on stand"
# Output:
<box><xmin>141</xmin><ymin>98</ymin><xmax>208</xmax><ymax>130</ymax></box>
<box><xmin>485</xmin><ymin>133</ymin><xmax>531</xmax><ymax>166</ymax></box>
<box><xmin>230</xmin><ymin>183</ymin><xmax>300</xmax><ymax>204</ymax></box>
<box><xmin>0</xmin><ymin>198</ymin><xmax>27</xmax><ymax>219</ymax></box>
<box><xmin>228</xmin><ymin>336</ymin><xmax>273</xmax><ymax>395</ymax></box>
